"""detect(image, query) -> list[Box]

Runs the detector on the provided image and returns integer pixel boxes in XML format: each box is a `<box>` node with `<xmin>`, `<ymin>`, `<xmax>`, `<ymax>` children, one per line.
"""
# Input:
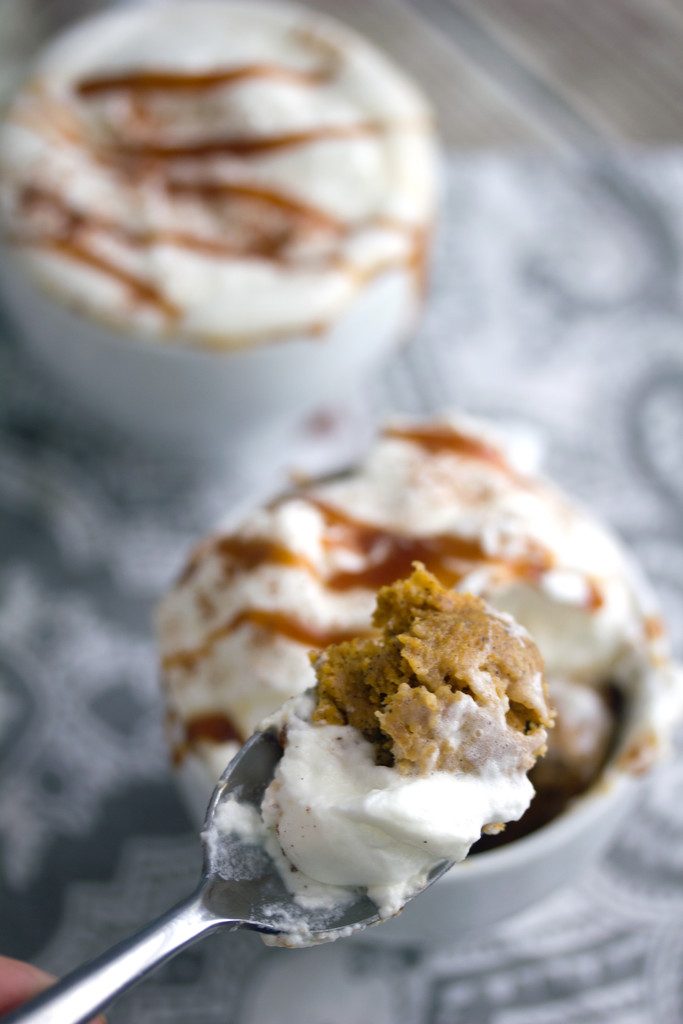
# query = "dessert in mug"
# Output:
<box><xmin>0</xmin><ymin>1</ymin><xmax>436</xmax><ymax>346</ymax></box>
<box><xmin>158</xmin><ymin>414</ymin><xmax>681</xmax><ymax>852</ymax></box>
<box><xmin>212</xmin><ymin>566</ymin><xmax>553</xmax><ymax>942</ymax></box>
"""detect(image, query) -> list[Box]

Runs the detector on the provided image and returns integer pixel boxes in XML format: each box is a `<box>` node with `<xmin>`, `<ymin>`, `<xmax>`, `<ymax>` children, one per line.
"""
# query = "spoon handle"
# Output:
<box><xmin>3</xmin><ymin>888</ymin><xmax>228</xmax><ymax>1024</ymax></box>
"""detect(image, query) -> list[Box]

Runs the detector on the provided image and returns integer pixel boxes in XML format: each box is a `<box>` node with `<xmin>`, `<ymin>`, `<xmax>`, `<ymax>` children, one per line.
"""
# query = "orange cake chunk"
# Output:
<box><xmin>313</xmin><ymin>564</ymin><xmax>553</xmax><ymax>775</ymax></box>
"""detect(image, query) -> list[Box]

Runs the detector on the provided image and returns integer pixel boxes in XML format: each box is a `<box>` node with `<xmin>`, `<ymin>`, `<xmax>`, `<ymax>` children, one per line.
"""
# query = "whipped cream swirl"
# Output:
<box><xmin>0</xmin><ymin>2</ymin><xmax>437</xmax><ymax>346</ymax></box>
<box><xmin>158</xmin><ymin>414</ymin><xmax>682</xmax><ymax>792</ymax></box>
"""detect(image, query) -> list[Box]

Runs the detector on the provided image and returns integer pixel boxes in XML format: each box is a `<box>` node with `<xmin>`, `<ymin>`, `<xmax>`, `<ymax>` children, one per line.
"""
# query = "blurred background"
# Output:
<box><xmin>5</xmin><ymin>0</ymin><xmax>683</xmax><ymax>147</ymax></box>
<box><xmin>2</xmin><ymin>2</ymin><xmax>683</xmax><ymax>1023</ymax></box>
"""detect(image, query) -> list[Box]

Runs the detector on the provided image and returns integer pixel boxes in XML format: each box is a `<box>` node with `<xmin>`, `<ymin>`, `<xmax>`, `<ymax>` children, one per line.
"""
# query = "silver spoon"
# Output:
<box><xmin>4</xmin><ymin>730</ymin><xmax>452</xmax><ymax>1024</ymax></box>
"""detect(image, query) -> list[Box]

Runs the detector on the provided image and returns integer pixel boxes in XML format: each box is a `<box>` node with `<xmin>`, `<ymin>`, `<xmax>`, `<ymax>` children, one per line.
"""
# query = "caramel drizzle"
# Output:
<box><xmin>162</xmin><ymin>607</ymin><xmax>363</xmax><ymax>673</ymax></box>
<box><xmin>43</xmin><ymin>237</ymin><xmax>179</xmax><ymax>318</ymax></box>
<box><xmin>186</xmin><ymin>711</ymin><xmax>243</xmax><ymax>745</ymax></box>
<box><xmin>644</xmin><ymin>614</ymin><xmax>665</xmax><ymax>641</ymax></box>
<box><xmin>19</xmin><ymin>53</ymin><xmax>427</xmax><ymax>334</ymax></box>
<box><xmin>383</xmin><ymin>424</ymin><xmax>517</xmax><ymax>477</ymax></box>
<box><xmin>169</xmin><ymin>503</ymin><xmax>607</xmax><ymax>759</ymax></box>
<box><xmin>119</xmin><ymin>121</ymin><xmax>383</xmax><ymax>161</ymax></box>
<box><xmin>214</xmin><ymin>536</ymin><xmax>317</xmax><ymax>576</ymax></box>
<box><xmin>16</xmin><ymin>184</ymin><xmax>340</xmax><ymax>319</ymax></box>
<box><xmin>194</xmin><ymin>511</ymin><xmax>516</xmax><ymax>596</ymax></box>
<box><xmin>306</xmin><ymin>497</ymin><xmax>553</xmax><ymax>592</ymax></box>
<box><xmin>19</xmin><ymin>184</ymin><xmax>334</xmax><ymax>260</ymax></box>
<box><xmin>76</xmin><ymin>64</ymin><xmax>333</xmax><ymax>98</ymax></box>
<box><xmin>17</xmin><ymin>184</ymin><xmax>425</xmax><ymax>331</ymax></box>
<box><xmin>585</xmin><ymin>578</ymin><xmax>605</xmax><ymax>613</ymax></box>
<box><xmin>171</xmin><ymin>711</ymin><xmax>244</xmax><ymax>766</ymax></box>
<box><xmin>309</xmin><ymin>498</ymin><xmax>603</xmax><ymax>611</ymax></box>
<box><xmin>178</xmin><ymin>534</ymin><xmax>318</xmax><ymax>588</ymax></box>
<box><xmin>167</xmin><ymin>495</ymin><xmax>556</xmax><ymax>673</ymax></box>
<box><xmin>166</xmin><ymin>179</ymin><xmax>345</xmax><ymax>234</ymax></box>
<box><xmin>168</xmin><ymin>491</ymin><xmax>613</xmax><ymax>681</ymax></box>
<box><xmin>381</xmin><ymin>429</ymin><xmax>608</xmax><ymax>608</ymax></box>
<box><xmin>407</xmin><ymin>225</ymin><xmax>430</xmax><ymax>301</ymax></box>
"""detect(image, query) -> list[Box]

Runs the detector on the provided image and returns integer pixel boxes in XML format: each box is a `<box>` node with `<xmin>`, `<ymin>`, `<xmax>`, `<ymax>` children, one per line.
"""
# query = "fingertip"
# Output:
<box><xmin>0</xmin><ymin>956</ymin><xmax>106</xmax><ymax>1021</ymax></box>
<box><xmin>0</xmin><ymin>955</ymin><xmax>54</xmax><ymax>1012</ymax></box>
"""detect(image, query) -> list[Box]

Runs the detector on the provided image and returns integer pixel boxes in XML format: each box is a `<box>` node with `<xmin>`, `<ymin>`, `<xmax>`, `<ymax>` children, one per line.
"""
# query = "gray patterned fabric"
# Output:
<box><xmin>1</xmin><ymin>153</ymin><xmax>683</xmax><ymax>1023</ymax></box>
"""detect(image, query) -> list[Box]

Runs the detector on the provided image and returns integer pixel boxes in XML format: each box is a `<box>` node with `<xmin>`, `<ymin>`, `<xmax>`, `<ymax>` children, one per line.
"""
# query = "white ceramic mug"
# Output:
<box><xmin>0</xmin><ymin>1</ymin><xmax>437</xmax><ymax>455</ymax></box>
<box><xmin>0</xmin><ymin>251</ymin><xmax>416</xmax><ymax>455</ymax></box>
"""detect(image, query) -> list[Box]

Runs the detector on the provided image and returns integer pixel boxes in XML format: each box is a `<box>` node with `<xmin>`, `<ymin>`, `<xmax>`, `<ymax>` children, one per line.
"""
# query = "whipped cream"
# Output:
<box><xmin>158</xmin><ymin>413</ymin><xmax>683</xmax><ymax>793</ymax></box>
<box><xmin>545</xmin><ymin>677</ymin><xmax>613</xmax><ymax>770</ymax></box>
<box><xmin>210</xmin><ymin>792</ymin><xmax>360</xmax><ymax>947</ymax></box>
<box><xmin>209</xmin><ymin>671</ymin><xmax>542</xmax><ymax>945</ymax></box>
<box><xmin>0</xmin><ymin>2</ymin><xmax>436</xmax><ymax>346</ymax></box>
<box><xmin>259</xmin><ymin>690</ymin><xmax>537</xmax><ymax>920</ymax></box>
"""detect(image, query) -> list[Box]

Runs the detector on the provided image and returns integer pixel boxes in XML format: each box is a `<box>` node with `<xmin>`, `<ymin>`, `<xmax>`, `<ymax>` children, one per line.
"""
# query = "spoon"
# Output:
<box><xmin>4</xmin><ymin>730</ymin><xmax>452</xmax><ymax>1024</ymax></box>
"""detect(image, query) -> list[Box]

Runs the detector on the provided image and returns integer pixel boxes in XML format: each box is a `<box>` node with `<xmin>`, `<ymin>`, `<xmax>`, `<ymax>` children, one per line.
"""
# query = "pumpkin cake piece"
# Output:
<box><xmin>313</xmin><ymin>563</ymin><xmax>553</xmax><ymax>785</ymax></box>
<box><xmin>243</xmin><ymin>566</ymin><xmax>554</xmax><ymax>933</ymax></box>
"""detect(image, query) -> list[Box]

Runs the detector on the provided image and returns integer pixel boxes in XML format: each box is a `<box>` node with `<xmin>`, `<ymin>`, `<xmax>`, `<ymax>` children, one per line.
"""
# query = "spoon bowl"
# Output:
<box><xmin>199</xmin><ymin>729</ymin><xmax>390</xmax><ymax>943</ymax></box>
<box><xmin>5</xmin><ymin>729</ymin><xmax>452</xmax><ymax>1024</ymax></box>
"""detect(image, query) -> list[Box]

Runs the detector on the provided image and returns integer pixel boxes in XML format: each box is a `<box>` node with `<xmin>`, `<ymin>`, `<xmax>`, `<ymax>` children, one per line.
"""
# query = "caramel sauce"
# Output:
<box><xmin>17</xmin><ymin>185</ymin><xmax>322</xmax><ymax>321</ymax></box>
<box><xmin>384</xmin><ymin>423</ymin><xmax>516</xmax><ymax>476</ymax></box>
<box><xmin>20</xmin><ymin>185</ymin><xmax>294</xmax><ymax>262</ymax></box>
<box><xmin>187</xmin><ymin>494</ymin><xmax>554</xmax><ymax>603</ymax></box>
<box><xmin>215</xmin><ymin>537</ymin><xmax>316</xmax><ymax>576</ymax></box>
<box><xmin>166</xmin><ymin>179</ymin><xmax>344</xmax><ymax>233</ymax></box>
<box><xmin>585</xmin><ymin>578</ymin><xmax>605</xmax><ymax>612</ymax></box>
<box><xmin>372</xmin><ymin>217</ymin><xmax>430</xmax><ymax>302</ymax></box>
<box><xmin>163</xmin><ymin>607</ymin><xmax>365</xmax><ymax>673</ymax></box>
<box><xmin>207</xmin><ymin>522</ymin><xmax>499</xmax><ymax>593</ymax></box>
<box><xmin>409</xmin><ymin>225</ymin><xmax>430</xmax><ymax>301</ymax></box>
<box><xmin>344</xmin><ymin>253</ymin><xmax>418</xmax><ymax>291</ymax></box>
<box><xmin>120</xmin><ymin>121</ymin><xmax>383</xmax><ymax>160</ymax></box>
<box><xmin>326</xmin><ymin>540</ymin><xmax>484</xmax><ymax>591</ymax></box>
<box><xmin>17</xmin><ymin>64</ymin><xmax>429</xmax><ymax>335</ymax></box>
<box><xmin>17</xmin><ymin>180</ymin><xmax>403</xmax><ymax>328</ymax></box>
<box><xmin>644</xmin><ymin>614</ymin><xmax>665</xmax><ymax>641</ymax></box>
<box><xmin>76</xmin><ymin>64</ymin><xmax>333</xmax><ymax>98</ymax></box>
<box><xmin>240</xmin><ymin>609</ymin><xmax>363</xmax><ymax>647</ymax></box>
<box><xmin>306</xmin><ymin>497</ymin><xmax>554</xmax><ymax>592</ymax></box>
<box><xmin>185</xmin><ymin>711</ymin><xmax>243</xmax><ymax>746</ymax></box>
<box><xmin>44</xmin><ymin>237</ymin><xmax>179</xmax><ymax>319</ymax></box>
<box><xmin>170</xmin><ymin>487</ymin><xmax>617</xmax><ymax>670</ymax></box>
<box><xmin>171</xmin><ymin>710</ymin><xmax>243</xmax><ymax>765</ymax></box>
<box><xmin>155</xmin><ymin>230</ymin><xmax>263</xmax><ymax>259</ymax></box>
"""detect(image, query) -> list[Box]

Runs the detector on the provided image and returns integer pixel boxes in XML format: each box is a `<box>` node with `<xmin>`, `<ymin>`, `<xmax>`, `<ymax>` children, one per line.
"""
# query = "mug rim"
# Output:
<box><xmin>0</xmin><ymin>244</ymin><xmax>420</xmax><ymax>359</ymax></box>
